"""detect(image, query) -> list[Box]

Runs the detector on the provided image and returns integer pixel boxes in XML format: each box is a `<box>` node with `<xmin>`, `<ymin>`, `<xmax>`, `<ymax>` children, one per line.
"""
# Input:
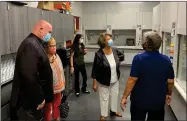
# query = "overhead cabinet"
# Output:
<box><xmin>161</xmin><ymin>2</ymin><xmax>178</xmax><ymax>33</ymax></box>
<box><xmin>0</xmin><ymin>2</ymin><xmax>11</xmax><ymax>55</ymax></box>
<box><xmin>0</xmin><ymin>2</ymin><xmax>75</xmax><ymax>55</ymax></box>
<box><xmin>65</xmin><ymin>14</ymin><xmax>74</xmax><ymax>41</ymax></box>
<box><xmin>152</xmin><ymin>4</ymin><xmax>161</xmax><ymax>31</ymax></box>
<box><xmin>51</xmin><ymin>12</ymin><xmax>63</xmax><ymax>43</ymax></box>
<box><xmin>177</xmin><ymin>2</ymin><xmax>186</xmax><ymax>35</ymax></box>
<box><xmin>8</xmin><ymin>3</ymin><xmax>30</xmax><ymax>53</ymax></box>
<box><xmin>28</xmin><ymin>7</ymin><xmax>42</xmax><ymax>32</ymax></box>
<box><xmin>83</xmin><ymin>11</ymin><xmax>153</xmax><ymax>30</ymax></box>
<box><xmin>83</xmin><ymin>13</ymin><xmax>107</xmax><ymax>30</ymax></box>
<box><xmin>107</xmin><ymin>12</ymin><xmax>137</xmax><ymax>30</ymax></box>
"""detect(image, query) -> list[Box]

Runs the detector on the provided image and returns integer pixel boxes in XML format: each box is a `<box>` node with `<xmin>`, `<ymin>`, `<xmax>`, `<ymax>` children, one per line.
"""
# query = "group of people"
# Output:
<box><xmin>9</xmin><ymin>20</ymin><xmax>174</xmax><ymax>121</ymax></box>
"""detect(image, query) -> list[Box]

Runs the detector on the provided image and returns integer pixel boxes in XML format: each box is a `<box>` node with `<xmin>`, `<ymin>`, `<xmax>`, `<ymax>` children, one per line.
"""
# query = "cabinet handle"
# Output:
<box><xmin>10</xmin><ymin>45</ymin><xmax>12</xmax><ymax>51</ymax></box>
<box><xmin>7</xmin><ymin>3</ymin><xmax>9</xmax><ymax>10</ymax></box>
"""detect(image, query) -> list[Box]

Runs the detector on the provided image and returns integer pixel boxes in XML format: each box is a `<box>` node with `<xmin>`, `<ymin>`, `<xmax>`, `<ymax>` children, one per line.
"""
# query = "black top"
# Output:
<box><xmin>72</xmin><ymin>43</ymin><xmax>86</xmax><ymax>66</ymax></box>
<box><xmin>91</xmin><ymin>48</ymin><xmax>124</xmax><ymax>86</ymax></box>
<box><xmin>10</xmin><ymin>33</ymin><xmax>54</xmax><ymax>119</ymax></box>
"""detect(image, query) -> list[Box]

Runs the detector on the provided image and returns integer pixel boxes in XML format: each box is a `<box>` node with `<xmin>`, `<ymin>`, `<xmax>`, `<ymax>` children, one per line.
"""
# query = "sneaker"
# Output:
<box><xmin>82</xmin><ymin>89</ymin><xmax>90</xmax><ymax>94</ymax></box>
<box><xmin>75</xmin><ymin>92</ymin><xmax>80</xmax><ymax>97</ymax></box>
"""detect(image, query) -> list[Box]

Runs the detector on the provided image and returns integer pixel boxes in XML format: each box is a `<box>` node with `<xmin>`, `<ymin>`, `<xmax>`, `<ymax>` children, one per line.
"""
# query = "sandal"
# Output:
<box><xmin>100</xmin><ymin>116</ymin><xmax>106</xmax><ymax>121</ymax></box>
<box><xmin>110</xmin><ymin>110</ymin><xmax>122</xmax><ymax>117</ymax></box>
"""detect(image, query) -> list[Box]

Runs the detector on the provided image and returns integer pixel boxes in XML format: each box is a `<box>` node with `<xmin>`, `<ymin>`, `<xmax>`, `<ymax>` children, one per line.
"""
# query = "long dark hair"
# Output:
<box><xmin>72</xmin><ymin>34</ymin><xmax>82</xmax><ymax>50</ymax></box>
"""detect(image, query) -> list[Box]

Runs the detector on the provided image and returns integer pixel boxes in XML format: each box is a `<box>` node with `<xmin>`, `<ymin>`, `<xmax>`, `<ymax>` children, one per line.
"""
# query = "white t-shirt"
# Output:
<box><xmin>105</xmin><ymin>52</ymin><xmax>118</xmax><ymax>83</ymax></box>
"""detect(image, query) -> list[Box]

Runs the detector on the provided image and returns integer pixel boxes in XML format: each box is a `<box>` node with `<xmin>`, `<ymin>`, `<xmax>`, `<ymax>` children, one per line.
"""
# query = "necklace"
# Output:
<box><xmin>49</xmin><ymin>55</ymin><xmax>57</xmax><ymax>63</ymax></box>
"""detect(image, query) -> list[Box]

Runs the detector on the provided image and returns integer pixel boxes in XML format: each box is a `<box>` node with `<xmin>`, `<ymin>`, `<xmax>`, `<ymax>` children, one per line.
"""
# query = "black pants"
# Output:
<box><xmin>74</xmin><ymin>64</ymin><xmax>87</xmax><ymax>93</ymax></box>
<box><xmin>130</xmin><ymin>103</ymin><xmax>165</xmax><ymax>121</ymax></box>
<box><xmin>17</xmin><ymin>106</ymin><xmax>43</xmax><ymax>121</ymax></box>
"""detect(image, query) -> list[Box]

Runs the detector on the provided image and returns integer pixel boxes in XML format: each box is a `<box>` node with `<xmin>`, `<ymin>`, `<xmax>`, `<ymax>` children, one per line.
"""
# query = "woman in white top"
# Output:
<box><xmin>92</xmin><ymin>33</ymin><xmax>124</xmax><ymax>120</ymax></box>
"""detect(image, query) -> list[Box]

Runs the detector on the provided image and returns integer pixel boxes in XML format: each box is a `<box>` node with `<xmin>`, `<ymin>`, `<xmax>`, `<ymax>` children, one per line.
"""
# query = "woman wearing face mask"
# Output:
<box><xmin>43</xmin><ymin>37</ymin><xmax>66</xmax><ymax>121</ymax></box>
<box><xmin>70</xmin><ymin>34</ymin><xmax>90</xmax><ymax>97</ymax></box>
<box><xmin>92</xmin><ymin>33</ymin><xmax>124</xmax><ymax>120</ymax></box>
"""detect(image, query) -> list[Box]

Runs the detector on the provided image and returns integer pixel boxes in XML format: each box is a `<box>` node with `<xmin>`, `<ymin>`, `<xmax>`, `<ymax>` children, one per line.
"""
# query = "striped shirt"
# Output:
<box><xmin>50</xmin><ymin>54</ymin><xmax>65</xmax><ymax>94</ymax></box>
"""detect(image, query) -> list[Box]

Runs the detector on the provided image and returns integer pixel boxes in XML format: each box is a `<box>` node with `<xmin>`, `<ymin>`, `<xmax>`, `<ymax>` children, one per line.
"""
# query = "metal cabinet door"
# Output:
<box><xmin>68</xmin><ymin>15</ymin><xmax>74</xmax><ymax>41</ymax></box>
<box><xmin>63</xmin><ymin>14</ymin><xmax>68</xmax><ymax>42</ymax></box>
<box><xmin>41</xmin><ymin>10</ymin><xmax>52</xmax><ymax>25</ymax></box>
<box><xmin>28</xmin><ymin>7</ymin><xmax>42</xmax><ymax>32</ymax></box>
<box><xmin>61</xmin><ymin>13</ymin><xmax>66</xmax><ymax>43</ymax></box>
<box><xmin>51</xmin><ymin>12</ymin><xmax>63</xmax><ymax>43</ymax></box>
<box><xmin>65</xmin><ymin>15</ymin><xmax>74</xmax><ymax>41</ymax></box>
<box><xmin>8</xmin><ymin>3</ymin><xmax>29</xmax><ymax>53</ymax></box>
<box><xmin>0</xmin><ymin>2</ymin><xmax>11</xmax><ymax>55</ymax></box>
<box><xmin>50</xmin><ymin>12</ymin><xmax>57</xmax><ymax>41</ymax></box>
<box><xmin>59</xmin><ymin>13</ymin><xmax>65</xmax><ymax>43</ymax></box>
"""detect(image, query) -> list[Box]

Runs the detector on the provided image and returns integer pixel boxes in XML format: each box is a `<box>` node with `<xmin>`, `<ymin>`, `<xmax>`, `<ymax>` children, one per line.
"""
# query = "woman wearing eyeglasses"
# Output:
<box><xmin>43</xmin><ymin>37</ymin><xmax>65</xmax><ymax>121</ymax></box>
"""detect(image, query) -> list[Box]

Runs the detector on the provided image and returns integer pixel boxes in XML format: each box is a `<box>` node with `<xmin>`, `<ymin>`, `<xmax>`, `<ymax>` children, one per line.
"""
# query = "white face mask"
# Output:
<box><xmin>79</xmin><ymin>38</ymin><xmax>84</xmax><ymax>43</ymax></box>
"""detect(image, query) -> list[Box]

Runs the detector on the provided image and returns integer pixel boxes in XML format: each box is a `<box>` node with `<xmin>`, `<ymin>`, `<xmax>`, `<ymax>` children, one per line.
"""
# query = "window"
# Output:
<box><xmin>177</xmin><ymin>35</ymin><xmax>186</xmax><ymax>92</ymax></box>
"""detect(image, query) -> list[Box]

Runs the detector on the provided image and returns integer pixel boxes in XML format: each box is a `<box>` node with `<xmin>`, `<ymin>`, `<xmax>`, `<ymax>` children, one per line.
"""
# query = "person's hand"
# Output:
<box><xmin>120</xmin><ymin>97</ymin><xmax>127</xmax><ymax>111</ymax></box>
<box><xmin>166</xmin><ymin>95</ymin><xmax>172</xmax><ymax>105</ymax></box>
<box><xmin>36</xmin><ymin>100</ymin><xmax>45</xmax><ymax>110</ymax></box>
<box><xmin>93</xmin><ymin>79</ymin><xmax>98</xmax><ymax>92</ymax></box>
<box><xmin>84</xmin><ymin>49</ymin><xmax>88</xmax><ymax>54</ymax></box>
<box><xmin>70</xmin><ymin>67</ymin><xmax>74</xmax><ymax>73</ymax></box>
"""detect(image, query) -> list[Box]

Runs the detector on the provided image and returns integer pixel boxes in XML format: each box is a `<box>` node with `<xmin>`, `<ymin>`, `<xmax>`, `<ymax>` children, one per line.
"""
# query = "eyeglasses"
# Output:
<box><xmin>48</xmin><ymin>45</ymin><xmax>56</xmax><ymax>48</ymax></box>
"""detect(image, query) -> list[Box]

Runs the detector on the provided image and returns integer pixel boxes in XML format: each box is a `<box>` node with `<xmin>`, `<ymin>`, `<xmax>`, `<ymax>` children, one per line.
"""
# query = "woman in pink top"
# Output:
<box><xmin>43</xmin><ymin>37</ymin><xmax>65</xmax><ymax>121</ymax></box>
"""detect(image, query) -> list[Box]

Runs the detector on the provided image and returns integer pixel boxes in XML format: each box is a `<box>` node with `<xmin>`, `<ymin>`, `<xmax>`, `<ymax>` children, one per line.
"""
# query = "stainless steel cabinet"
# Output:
<box><xmin>28</xmin><ymin>7</ymin><xmax>42</xmax><ymax>32</ymax></box>
<box><xmin>0</xmin><ymin>2</ymin><xmax>11</xmax><ymax>55</ymax></box>
<box><xmin>8</xmin><ymin>3</ymin><xmax>29</xmax><ymax>53</ymax></box>
<box><xmin>41</xmin><ymin>10</ymin><xmax>52</xmax><ymax>24</ymax></box>
<box><xmin>65</xmin><ymin>14</ymin><xmax>74</xmax><ymax>41</ymax></box>
<box><xmin>51</xmin><ymin>12</ymin><xmax>63</xmax><ymax>43</ymax></box>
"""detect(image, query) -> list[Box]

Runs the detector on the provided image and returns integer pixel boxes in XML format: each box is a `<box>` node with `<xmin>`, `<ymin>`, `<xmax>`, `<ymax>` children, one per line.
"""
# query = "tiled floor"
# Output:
<box><xmin>63</xmin><ymin>64</ymin><xmax>177</xmax><ymax>120</ymax></box>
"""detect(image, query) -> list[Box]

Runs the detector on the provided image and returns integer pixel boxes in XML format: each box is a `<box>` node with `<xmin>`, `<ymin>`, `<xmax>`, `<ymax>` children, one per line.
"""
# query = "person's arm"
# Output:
<box><xmin>122</xmin><ymin>76</ymin><xmax>138</xmax><ymax>99</ymax></box>
<box><xmin>167</xmin><ymin>63</ymin><xmax>175</xmax><ymax>95</ymax></box>
<box><xmin>70</xmin><ymin>48</ymin><xmax>74</xmax><ymax>67</ymax></box>
<box><xmin>122</xmin><ymin>55</ymin><xmax>139</xmax><ymax>99</ymax></box>
<box><xmin>19</xmin><ymin>44</ymin><xmax>44</xmax><ymax>109</ymax></box>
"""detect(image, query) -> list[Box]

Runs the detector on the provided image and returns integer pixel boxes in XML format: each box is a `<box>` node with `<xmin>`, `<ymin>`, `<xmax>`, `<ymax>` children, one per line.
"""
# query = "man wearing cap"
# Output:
<box><xmin>120</xmin><ymin>31</ymin><xmax>175</xmax><ymax>121</ymax></box>
<box><xmin>10</xmin><ymin>20</ymin><xmax>54</xmax><ymax>121</ymax></box>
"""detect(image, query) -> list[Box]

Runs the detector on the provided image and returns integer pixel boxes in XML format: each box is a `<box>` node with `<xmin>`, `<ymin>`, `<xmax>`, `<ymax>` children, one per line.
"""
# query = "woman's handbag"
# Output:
<box><xmin>59</xmin><ymin>91</ymin><xmax>69</xmax><ymax>118</ymax></box>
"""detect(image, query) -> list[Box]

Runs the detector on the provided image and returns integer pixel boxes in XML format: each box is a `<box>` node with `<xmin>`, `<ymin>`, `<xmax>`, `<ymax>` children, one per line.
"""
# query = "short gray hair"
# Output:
<box><xmin>142</xmin><ymin>31</ymin><xmax>162</xmax><ymax>51</ymax></box>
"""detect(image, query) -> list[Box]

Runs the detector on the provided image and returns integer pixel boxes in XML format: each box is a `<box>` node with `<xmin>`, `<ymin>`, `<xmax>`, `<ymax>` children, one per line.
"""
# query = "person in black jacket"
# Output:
<box><xmin>9</xmin><ymin>20</ymin><xmax>54</xmax><ymax>121</ymax></box>
<box><xmin>70</xmin><ymin>34</ymin><xmax>90</xmax><ymax>97</ymax></box>
<box><xmin>92</xmin><ymin>32</ymin><xmax>124</xmax><ymax>121</ymax></box>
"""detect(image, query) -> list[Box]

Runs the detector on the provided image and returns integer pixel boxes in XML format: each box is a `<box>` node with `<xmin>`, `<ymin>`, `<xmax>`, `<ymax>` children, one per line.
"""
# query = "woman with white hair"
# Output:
<box><xmin>120</xmin><ymin>31</ymin><xmax>175</xmax><ymax>121</ymax></box>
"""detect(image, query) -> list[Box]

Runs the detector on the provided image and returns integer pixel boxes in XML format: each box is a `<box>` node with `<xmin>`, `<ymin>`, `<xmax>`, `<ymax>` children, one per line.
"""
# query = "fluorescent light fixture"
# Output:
<box><xmin>118</xmin><ymin>2</ymin><xmax>143</xmax><ymax>4</ymax></box>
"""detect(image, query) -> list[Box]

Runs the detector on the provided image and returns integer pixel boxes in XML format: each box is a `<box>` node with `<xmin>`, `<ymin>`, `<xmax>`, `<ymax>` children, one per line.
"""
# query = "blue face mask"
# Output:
<box><xmin>108</xmin><ymin>39</ymin><xmax>113</xmax><ymax>47</ymax></box>
<box><xmin>43</xmin><ymin>33</ymin><xmax>51</xmax><ymax>42</ymax></box>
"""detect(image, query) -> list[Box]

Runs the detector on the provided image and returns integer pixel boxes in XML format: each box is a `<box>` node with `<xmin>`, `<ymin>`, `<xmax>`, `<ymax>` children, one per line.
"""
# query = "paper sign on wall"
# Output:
<box><xmin>171</xmin><ymin>22</ymin><xmax>176</xmax><ymax>37</ymax></box>
<box><xmin>106</xmin><ymin>25</ymin><xmax>112</xmax><ymax>35</ymax></box>
<box><xmin>136</xmin><ymin>25</ymin><xmax>142</xmax><ymax>46</ymax></box>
